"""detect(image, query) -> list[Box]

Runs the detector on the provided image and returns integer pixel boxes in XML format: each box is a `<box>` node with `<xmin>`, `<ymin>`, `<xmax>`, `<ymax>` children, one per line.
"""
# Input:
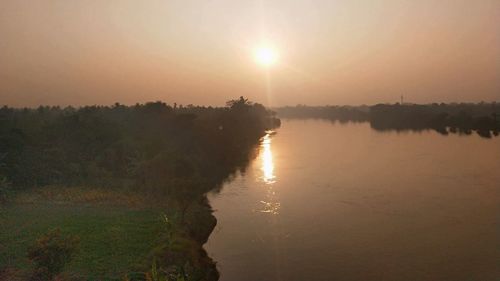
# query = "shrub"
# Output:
<box><xmin>27</xmin><ymin>228</ymin><xmax>80</xmax><ymax>281</ymax></box>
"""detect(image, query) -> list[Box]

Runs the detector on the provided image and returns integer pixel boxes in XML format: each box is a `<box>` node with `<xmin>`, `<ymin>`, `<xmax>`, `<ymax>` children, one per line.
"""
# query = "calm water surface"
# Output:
<box><xmin>206</xmin><ymin>119</ymin><xmax>500</xmax><ymax>281</ymax></box>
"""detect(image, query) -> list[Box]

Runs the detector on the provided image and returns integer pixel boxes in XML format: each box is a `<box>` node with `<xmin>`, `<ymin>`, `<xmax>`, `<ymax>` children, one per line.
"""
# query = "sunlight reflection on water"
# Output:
<box><xmin>208</xmin><ymin>120</ymin><xmax>500</xmax><ymax>281</ymax></box>
<box><xmin>258</xmin><ymin>131</ymin><xmax>280</xmax><ymax>214</ymax></box>
<box><xmin>261</xmin><ymin>133</ymin><xmax>275</xmax><ymax>184</ymax></box>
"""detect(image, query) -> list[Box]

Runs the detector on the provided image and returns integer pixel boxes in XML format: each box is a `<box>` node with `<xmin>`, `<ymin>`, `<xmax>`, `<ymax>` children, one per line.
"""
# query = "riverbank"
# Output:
<box><xmin>0</xmin><ymin>98</ymin><xmax>279</xmax><ymax>280</ymax></box>
<box><xmin>0</xmin><ymin>186</ymin><xmax>220</xmax><ymax>280</ymax></box>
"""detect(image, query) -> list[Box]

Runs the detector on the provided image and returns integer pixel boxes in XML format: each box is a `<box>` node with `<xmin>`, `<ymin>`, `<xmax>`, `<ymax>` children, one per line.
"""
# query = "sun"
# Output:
<box><xmin>255</xmin><ymin>46</ymin><xmax>278</xmax><ymax>67</ymax></box>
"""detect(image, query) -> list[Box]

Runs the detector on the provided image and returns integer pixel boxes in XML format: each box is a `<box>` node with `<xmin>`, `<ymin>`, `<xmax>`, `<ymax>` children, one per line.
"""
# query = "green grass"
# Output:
<box><xmin>0</xmin><ymin>202</ymin><xmax>164</xmax><ymax>279</ymax></box>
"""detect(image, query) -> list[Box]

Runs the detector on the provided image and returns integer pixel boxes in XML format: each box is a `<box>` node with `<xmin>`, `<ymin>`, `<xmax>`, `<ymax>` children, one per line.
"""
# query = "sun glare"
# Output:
<box><xmin>255</xmin><ymin>46</ymin><xmax>278</xmax><ymax>67</ymax></box>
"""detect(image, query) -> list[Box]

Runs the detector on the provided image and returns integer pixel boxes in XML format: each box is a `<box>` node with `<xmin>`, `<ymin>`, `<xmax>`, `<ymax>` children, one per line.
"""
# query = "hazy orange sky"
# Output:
<box><xmin>1</xmin><ymin>0</ymin><xmax>499</xmax><ymax>107</ymax></box>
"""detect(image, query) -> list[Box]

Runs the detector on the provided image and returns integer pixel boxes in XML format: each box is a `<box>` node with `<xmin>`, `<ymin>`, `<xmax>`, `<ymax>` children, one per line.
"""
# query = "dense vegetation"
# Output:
<box><xmin>276</xmin><ymin>103</ymin><xmax>500</xmax><ymax>138</ymax></box>
<box><xmin>0</xmin><ymin>97</ymin><xmax>279</xmax><ymax>191</ymax></box>
<box><xmin>0</xmin><ymin>97</ymin><xmax>280</xmax><ymax>280</ymax></box>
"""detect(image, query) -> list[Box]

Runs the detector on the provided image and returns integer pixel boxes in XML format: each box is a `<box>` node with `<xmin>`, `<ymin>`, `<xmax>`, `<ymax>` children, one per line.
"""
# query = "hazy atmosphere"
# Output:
<box><xmin>1</xmin><ymin>2</ymin><xmax>500</xmax><ymax>281</ymax></box>
<box><xmin>1</xmin><ymin>0</ymin><xmax>499</xmax><ymax>107</ymax></box>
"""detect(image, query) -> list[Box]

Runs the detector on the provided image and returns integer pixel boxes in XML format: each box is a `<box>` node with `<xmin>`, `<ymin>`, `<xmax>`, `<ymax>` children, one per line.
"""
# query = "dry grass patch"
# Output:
<box><xmin>14</xmin><ymin>186</ymin><xmax>147</xmax><ymax>208</ymax></box>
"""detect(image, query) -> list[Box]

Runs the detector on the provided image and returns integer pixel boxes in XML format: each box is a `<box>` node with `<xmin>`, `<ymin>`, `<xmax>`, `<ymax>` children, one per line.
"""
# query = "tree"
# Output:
<box><xmin>226</xmin><ymin>96</ymin><xmax>252</xmax><ymax>111</ymax></box>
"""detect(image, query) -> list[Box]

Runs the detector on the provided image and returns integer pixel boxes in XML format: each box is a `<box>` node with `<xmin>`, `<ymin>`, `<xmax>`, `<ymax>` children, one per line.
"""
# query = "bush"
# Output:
<box><xmin>27</xmin><ymin>228</ymin><xmax>80</xmax><ymax>281</ymax></box>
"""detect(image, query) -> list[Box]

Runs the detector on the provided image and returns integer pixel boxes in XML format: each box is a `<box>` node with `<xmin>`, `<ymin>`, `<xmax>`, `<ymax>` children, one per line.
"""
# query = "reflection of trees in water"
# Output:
<box><xmin>212</xmin><ymin>131</ymin><xmax>282</xmax><ymax>215</ymax></box>
<box><xmin>276</xmin><ymin>103</ymin><xmax>500</xmax><ymax>138</ymax></box>
<box><xmin>370</xmin><ymin>104</ymin><xmax>499</xmax><ymax>138</ymax></box>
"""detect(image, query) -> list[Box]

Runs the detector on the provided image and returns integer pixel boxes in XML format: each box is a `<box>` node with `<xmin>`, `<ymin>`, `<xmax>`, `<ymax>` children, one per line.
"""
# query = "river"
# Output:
<box><xmin>206</xmin><ymin>119</ymin><xmax>500</xmax><ymax>281</ymax></box>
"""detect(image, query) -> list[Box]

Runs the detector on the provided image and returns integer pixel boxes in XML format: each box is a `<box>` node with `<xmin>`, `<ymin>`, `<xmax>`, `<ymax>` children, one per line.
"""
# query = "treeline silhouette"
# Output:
<box><xmin>0</xmin><ymin>97</ymin><xmax>279</xmax><ymax>191</ymax></box>
<box><xmin>276</xmin><ymin>103</ymin><xmax>500</xmax><ymax>138</ymax></box>
<box><xmin>276</xmin><ymin>105</ymin><xmax>370</xmax><ymax>123</ymax></box>
<box><xmin>0</xmin><ymin>97</ymin><xmax>279</xmax><ymax>280</ymax></box>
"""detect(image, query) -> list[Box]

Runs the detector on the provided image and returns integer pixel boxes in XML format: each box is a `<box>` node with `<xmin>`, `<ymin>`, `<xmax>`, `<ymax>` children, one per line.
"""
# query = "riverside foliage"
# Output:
<box><xmin>0</xmin><ymin>97</ymin><xmax>279</xmax><ymax>193</ymax></box>
<box><xmin>0</xmin><ymin>97</ymin><xmax>279</xmax><ymax>280</ymax></box>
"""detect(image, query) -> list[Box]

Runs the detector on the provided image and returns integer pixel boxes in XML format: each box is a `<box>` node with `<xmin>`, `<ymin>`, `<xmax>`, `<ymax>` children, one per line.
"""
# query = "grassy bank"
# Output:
<box><xmin>0</xmin><ymin>200</ymin><xmax>163</xmax><ymax>279</ymax></box>
<box><xmin>0</xmin><ymin>186</ymin><xmax>219</xmax><ymax>280</ymax></box>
